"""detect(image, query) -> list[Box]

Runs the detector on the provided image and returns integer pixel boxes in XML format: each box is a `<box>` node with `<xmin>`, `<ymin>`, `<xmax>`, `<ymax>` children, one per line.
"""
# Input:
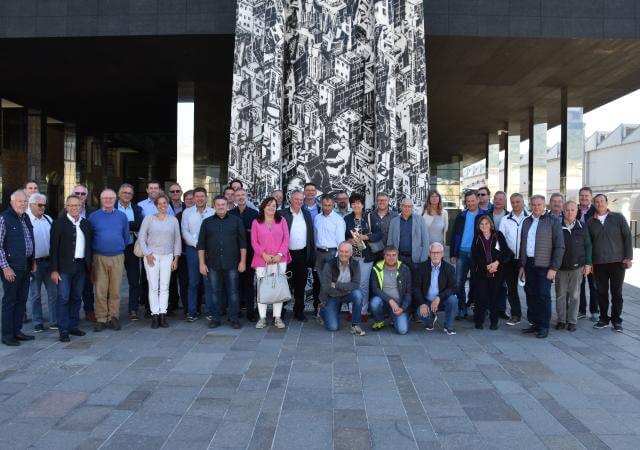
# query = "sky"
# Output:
<box><xmin>523</xmin><ymin>88</ymin><xmax>640</xmax><ymax>153</ymax></box>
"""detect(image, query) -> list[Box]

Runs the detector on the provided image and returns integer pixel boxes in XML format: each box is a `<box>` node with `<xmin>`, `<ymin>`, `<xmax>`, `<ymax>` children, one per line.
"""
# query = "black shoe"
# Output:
<box><xmin>185</xmin><ymin>315</ymin><xmax>197</xmax><ymax>323</ymax></box>
<box><xmin>536</xmin><ymin>328</ymin><xmax>549</xmax><ymax>339</ymax></box>
<box><xmin>444</xmin><ymin>327</ymin><xmax>456</xmax><ymax>336</ymax></box>
<box><xmin>577</xmin><ymin>312</ymin><xmax>587</xmax><ymax>320</ymax></box>
<box><xmin>144</xmin><ymin>310</ymin><xmax>151</xmax><ymax>319</ymax></box>
<box><xmin>15</xmin><ymin>333</ymin><xmax>35</xmax><ymax>341</ymax></box>
<box><xmin>208</xmin><ymin>319</ymin><xmax>221</xmax><ymax>328</ymax></box>
<box><xmin>489</xmin><ymin>323</ymin><xmax>499</xmax><ymax>330</ymax></box>
<box><xmin>475</xmin><ymin>323</ymin><xmax>483</xmax><ymax>330</ymax></box>
<box><xmin>246</xmin><ymin>313</ymin><xmax>258</xmax><ymax>323</ymax></box>
<box><xmin>294</xmin><ymin>313</ymin><xmax>308</xmax><ymax>322</ymax></box>
<box><xmin>231</xmin><ymin>321</ymin><xmax>241</xmax><ymax>329</ymax></box>
<box><xmin>166</xmin><ymin>309</ymin><xmax>176</xmax><ymax>317</ymax></box>
<box><xmin>49</xmin><ymin>323</ymin><xmax>59</xmax><ymax>330</ymax></box>
<box><xmin>613</xmin><ymin>323</ymin><xmax>623</xmax><ymax>333</ymax></box>
<box><xmin>567</xmin><ymin>323</ymin><xmax>576</xmax><ymax>332</ymax></box>
<box><xmin>555</xmin><ymin>322</ymin><xmax>566</xmax><ymax>330</ymax></box>
<box><xmin>159</xmin><ymin>314</ymin><xmax>169</xmax><ymax>328</ymax></box>
<box><xmin>593</xmin><ymin>321</ymin><xmax>609</xmax><ymax>329</ymax></box>
<box><xmin>151</xmin><ymin>315</ymin><xmax>159</xmax><ymax>329</ymax></box>
<box><xmin>522</xmin><ymin>325</ymin><xmax>538</xmax><ymax>334</ymax></box>
<box><xmin>499</xmin><ymin>313</ymin><xmax>510</xmax><ymax>320</ymax></box>
<box><xmin>506</xmin><ymin>316</ymin><xmax>521</xmax><ymax>326</ymax></box>
<box><xmin>59</xmin><ymin>335</ymin><xmax>70</xmax><ymax>343</ymax></box>
<box><xmin>94</xmin><ymin>322</ymin><xmax>107</xmax><ymax>332</ymax></box>
<box><xmin>109</xmin><ymin>319</ymin><xmax>121</xmax><ymax>331</ymax></box>
<box><xmin>34</xmin><ymin>324</ymin><xmax>46</xmax><ymax>333</ymax></box>
<box><xmin>69</xmin><ymin>328</ymin><xmax>86</xmax><ymax>336</ymax></box>
<box><xmin>2</xmin><ymin>337</ymin><xmax>19</xmax><ymax>346</ymax></box>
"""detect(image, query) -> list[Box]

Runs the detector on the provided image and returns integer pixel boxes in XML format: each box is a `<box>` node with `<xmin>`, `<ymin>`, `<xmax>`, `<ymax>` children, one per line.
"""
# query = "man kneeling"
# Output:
<box><xmin>414</xmin><ymin>243</ymin><xmax>458</xmax><ymax>335</ymax></box>
<box><xmin>319</xmin><ymin>242</ymin><xmax>366</xmax><ymax>336</ymax></box>
<box><xmin>369</xmin><ymin>246</ymin><xmax>412</xmax><ymax>334</ymax></box>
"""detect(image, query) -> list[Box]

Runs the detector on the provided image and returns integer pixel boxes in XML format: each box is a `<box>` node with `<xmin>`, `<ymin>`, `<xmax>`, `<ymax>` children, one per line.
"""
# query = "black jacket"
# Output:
<box><xmin>369</xmin><ymin>260</ymin><xmax>412</xmax><ymax>309</ymax></box>
<box><xmin>319</xmin><ymin>257</ymin><xmax>360</xmax><ymax>303</ymax></box>
<box><xmin>471</xmin><ymin>231</ymin><xmax>513</xmax><ymax>277</ymax></box>
<box><xmin>50</xmin><ymin>215</ymin><xmax>93</xmax><ymax>273</ymax></box>
<box><xmin>560</xmin><ymin>220</ymin><xmax>592</xmax><ymax>270</ymax></box>
<box><xmin>344</xmin><ymin>212</ymin><xmax>383</xmax><ymax>263</ymax></box>
<box><xmin>281</xmin><ymin>207</ymin><xmax>315</xmax><ymax>267</ymax></box>
<box><xmin>587</xmin><ymin>211</ymin><xmax>633</xmax><ymax>265</ymax></box>
<box><xmin>118</xmin><ymin>202</ymin><xmax>143</xmax><ymax>244</ymax></box>
<box><xmin>413</xmin><ymin>258</ymin><xmax>457</xmax><ymax>306</ymax></box>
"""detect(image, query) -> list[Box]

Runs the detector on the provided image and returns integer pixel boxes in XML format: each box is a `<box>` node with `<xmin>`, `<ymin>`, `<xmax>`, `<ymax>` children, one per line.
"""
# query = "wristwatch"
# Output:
<box><xmin>277</xmin><ymin>252</ymin><xmax>283</xmax><ymax>257</ymax></box>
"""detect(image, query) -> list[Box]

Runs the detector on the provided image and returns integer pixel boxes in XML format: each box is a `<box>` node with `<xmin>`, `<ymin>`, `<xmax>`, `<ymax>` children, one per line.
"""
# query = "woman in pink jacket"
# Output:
<box><xmin>251</xmin><ymin>196</ymin><xmax>291</xmax><ymax>329</ymax></box>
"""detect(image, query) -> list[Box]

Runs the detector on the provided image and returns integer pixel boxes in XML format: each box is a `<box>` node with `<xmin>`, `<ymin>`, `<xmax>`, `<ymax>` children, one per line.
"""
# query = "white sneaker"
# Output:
<box><xmin>255</xmin><ymin>318</ymin><xmax>267</xmax><ymax>329</ymax></box>
<box><xmin>274</xmin><ymin>317</ymin><xmax>286</xmax><ymax>329</ymax></box>
<box><xmin>350</xmin><ymin>325</ymin><xmax>366</xmax><ymax>336</ymax></box>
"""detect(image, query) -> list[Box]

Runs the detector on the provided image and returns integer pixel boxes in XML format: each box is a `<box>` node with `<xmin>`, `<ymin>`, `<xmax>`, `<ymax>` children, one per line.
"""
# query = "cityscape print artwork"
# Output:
<box><xmin>229</xmin><ymin>0</ymin><xmax>429</xmax><ymax>207</ymax></box>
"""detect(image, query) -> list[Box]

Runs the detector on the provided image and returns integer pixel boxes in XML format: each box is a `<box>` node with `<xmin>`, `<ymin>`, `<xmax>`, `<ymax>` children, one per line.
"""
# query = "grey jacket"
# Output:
<box><xmin>387</xmin><ymin>213</ymin><xmax>430</xmax><ymax>264</ymax></box>
<box><xmin>519</xmin><ymin>213</ymin><xmax>565</xmax><ymax>270</ymax></box>
<box><xmin>319</xmin><ymin>257</ymin><xmax>361</xmax><ymax>304</ymax></box>
<box><xmin>587</xmin><ymin>212</ymin><xmax>633</xmax><ymax>265</ymax></box>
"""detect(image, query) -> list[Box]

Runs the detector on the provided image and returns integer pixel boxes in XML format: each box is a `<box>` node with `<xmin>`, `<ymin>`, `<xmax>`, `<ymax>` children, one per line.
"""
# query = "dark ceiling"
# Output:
<box><xmin>2</xmin><ymin>34</ymin><xmax>640</xmax><ymax>164</ymax></box>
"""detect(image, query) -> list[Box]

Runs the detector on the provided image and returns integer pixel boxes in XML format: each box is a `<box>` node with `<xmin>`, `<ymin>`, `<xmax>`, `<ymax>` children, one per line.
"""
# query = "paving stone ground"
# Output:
<box><xmin>2</xmin><ymin>278</ymin><xmax>640</xmax><ymax>450</ymax></box>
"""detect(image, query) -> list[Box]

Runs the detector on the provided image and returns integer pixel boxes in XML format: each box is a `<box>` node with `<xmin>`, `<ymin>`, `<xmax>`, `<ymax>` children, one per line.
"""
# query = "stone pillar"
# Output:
<box><xmin>528</xmin><ymin>107</ymin><xmax>547</xmax><ymax>199</ymax></box>
<box><xmin>560</xmin><ymin>87</ymin><xmax>585</xmax><ymax>201</ymax></box>
<box><xmin>486</xmin><ymin>133</ymin><xmax>500</xmax><ymax>194</ymax></box>
<box><xmin>506</xmin><ymin>121</ymin><xmax>521</xmax><ymax>196</ymax></box>
<box><xmin>177</xmin><ymin>82</ymin><xmax>195</xmax><ymax>191</ymax></box>
<box><xmin>63</xmin><ymin>123</ymin><xmax>77</xmax><ymax>198</ymax></box>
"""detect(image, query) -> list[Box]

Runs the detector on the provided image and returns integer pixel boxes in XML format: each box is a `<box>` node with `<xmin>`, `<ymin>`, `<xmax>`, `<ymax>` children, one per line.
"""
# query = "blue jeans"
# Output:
<box><xmin>369</xmin><ymin>296</ymin><xmax>409</xmax><ymax>335</ymax></box>
<box><xmin>207</xmin><ymin>269</ymin><xmax>240</xmax><ymax>321</ymax></box>
<box><xmin>57</xmin><ymin>260</ymin><xmax>85</xmax><ymax>336</ymax></box>
<box><xmin>29</xmin><ymin>259</ymin><xmax>58</xmax><ymax>326</ymax></box>
<box><xmin>321</xmin><ymin>289</ymin><xmax>363</xmax><ymax>331</ymax></box>
<box><xmin>455</xmin><ymin>251</ymin><xmax>474</xmax><ymax>312</ymax></box>
<box><xmin>1</xmin><ymin>268</ymin><xmax>29</xmax><ymax>339</ymax></box>
<box><xmin>185</xmin><ymin>246</ymin><xmax>213</xmax><ymax>317</ymax></box>
<box><xmin>524</xmin><ymin>259</ymin><xmax>552</xmax><ymax>330</ymax></box>
<box><xmin>418</xmin><ymin>294</ymin><xmax>458</xmax><ymax>329</ymax></box>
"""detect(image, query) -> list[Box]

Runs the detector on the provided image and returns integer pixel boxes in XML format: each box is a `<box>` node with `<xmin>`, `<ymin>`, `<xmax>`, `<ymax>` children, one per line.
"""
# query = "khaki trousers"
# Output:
<box><xmin>93</xmin><ymin>254</ymin><xmax>125</xmax><ymax>323</ymax></box>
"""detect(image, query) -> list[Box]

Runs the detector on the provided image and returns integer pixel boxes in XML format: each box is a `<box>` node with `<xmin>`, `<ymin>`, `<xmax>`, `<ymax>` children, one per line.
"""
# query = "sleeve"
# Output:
<box><xmin>439</xmin><ymin>265</ymin><xmax>457</xmax><ymax>301</ymax></box>
<box><xmin>173</xmin><ymin>218</ymin><xmax>182</xmax><ymax>256</ymax></box>
<box><xmin>370</xmin><ymin>266</ymin><xmax>391</xmax><ymax>303</ymax></box>
<box><xmin>400</xmin><ymin>267</ymin><xmax>412</xmax><ymax>309</ymax></box>
<box><xmin>442</xmin><ymin>211</ymin><xmax>449</xmax><ymax>246</ymax></box>
<box><xmin>621</xmin><ymin>215</ymin><xmax>633</xmax><ymax>260</ymax></box>
<box><xmin>196</xmin><ymin>220</ymin><xmax>207</xmax><ymax>251</ymax></box>
<box><xmin>367</xmin><ymin>212</ymin><xmax>383</xmax><ymax>243</ymax></box>
<box><xmin>420</xmin><ymin>215</ymin><xmax>430</xmax><ymax>261</ymax></box>
<box><xmin>449</xmin><ymin>215</ymin><xmax>459</xmax><ymax>258</ymax></box>
<box><xmin>584</xmin><ymin>225</ymin><xmax>592</xmax><ymax>266</ymax></box>
<box><xmin>550</xmin><ymin>220</ymin><xmax>566</xmax><ymax>270</ymax></box>
<box><xmin>237</xmin><ymin>217</ymin><xmax>247</xmax><ymax>250</ymax></box>
<box><xmin>320</xmin><ymin>263</ymin><xmax>336</xmax><ymax>297</ymax></box>
<box><xmin>0</xmin><ymin>217</ymin><xmax>8</xmax><ymax>270</ymax></box>
<box><xmin>387</xmin><ymin>218</ymin><xmax>396</xmax><ymax>246</ymax></box>
<box><xmin>251</xmin><ymin>220</ymin><xmax>263</xmax><ymax>256</ymax></box>
<box><xmin>497</xmin><ymin>232</ymin><xmax>513</xmax><ymax>264</ymax></box>
<box><xmin>181</xmin><ymin>210</ymin><xmax>196</xmax><ymax>248</ymax></box>
<box><xmin>138</xmin><ymin>216</ymin><xmax>152</xmax><ymax>256</ymax></box>
<box><xmin>413</xmin><ymin>263</ymin><xmax>425</xmax><ymax>306</ymax></box>
<box><xmin>336</xmin><ymin>261</ymin><xmax>360</xmax><ymax>292</ymax></box>
<box><xmin>49</xmin><ymin>220</ymin><xmax>61</xmax><ymax>273</ymax></box>
<box><xmin>279</xmin><ymin>220</ymin><xmax>290</xmax><ymax>256</ymax></box>
<box><xmin>336</xmin><ymin>216</ymin><xmax>346</xmax><ymax>248</ymax></box>
<box><xmin>122</xmin><ymin>214</ymin><xmax>130</xmax><ymax>247</ymax></box>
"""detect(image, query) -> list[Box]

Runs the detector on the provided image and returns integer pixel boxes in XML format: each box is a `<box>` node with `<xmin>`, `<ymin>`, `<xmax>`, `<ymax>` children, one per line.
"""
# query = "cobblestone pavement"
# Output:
<box><xmin>1</xmin><ymin>280</ymin><xmax>640</xmax><ymax>450</ymax></box>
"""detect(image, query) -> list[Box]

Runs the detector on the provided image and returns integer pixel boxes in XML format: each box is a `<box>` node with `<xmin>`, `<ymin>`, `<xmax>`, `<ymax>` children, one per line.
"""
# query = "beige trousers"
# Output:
<box><xmin>93</xmin><ymin>254</ymin><xmax>125</xmax><ymax>323</ymax></box>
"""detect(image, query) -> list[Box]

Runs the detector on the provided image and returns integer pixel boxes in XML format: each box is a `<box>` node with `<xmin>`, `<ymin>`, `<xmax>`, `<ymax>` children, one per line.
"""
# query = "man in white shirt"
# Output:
<box><xmin>311</xmin><ymin>194</ymin><xmax>346</xmax><ymax>314</ymax></box>
<box><xmin>26</xmin><ymin>193</ymin><xmax>57</xmax><ymax>333</ymax></box>
<box><xmin>282</xmin><ymin>191</ymin><xmax>315</xmax><ymax>321</ymax></box>
<box><xmin>181</xmin><ymin>187</ymin><xmax>214</xmax><ymax>321</ymax></box>
<box><xmin>498</xmin><ymin>193</ymin><xmax>529</xmax><ymax>325</ymax></box>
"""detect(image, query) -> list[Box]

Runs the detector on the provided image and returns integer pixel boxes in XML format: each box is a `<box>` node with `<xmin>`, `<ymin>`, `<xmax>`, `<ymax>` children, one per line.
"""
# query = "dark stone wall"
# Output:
<box><xmin>0</xmin><ymin>0</ymin><xmax>638</xmax><ymax>39</ymax></box>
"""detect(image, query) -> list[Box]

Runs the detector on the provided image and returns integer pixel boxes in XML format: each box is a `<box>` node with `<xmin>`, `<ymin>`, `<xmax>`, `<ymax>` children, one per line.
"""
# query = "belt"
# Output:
<box><xmin>73</xmin><ymin>258</ymin><xmax>85</xmax><ymax>262</ymax></box>
<box><xmin>35</xmin><ymin>257</ymin><xmax>49</xmax><ymax>262</ymax></box>
<box><xmin>317</xmin><ymin>247</ymin><xmax>336</xmax><ymax>253</ymax></box>
<box><xmin>290</xmin><ymin>247</ymin><xmax>307</xmax><ymax>252</ymax></box>
<box><xmin>400</xmin><ymin>252</ymin><xmax>412</xmax><ymax>257</ymax></box>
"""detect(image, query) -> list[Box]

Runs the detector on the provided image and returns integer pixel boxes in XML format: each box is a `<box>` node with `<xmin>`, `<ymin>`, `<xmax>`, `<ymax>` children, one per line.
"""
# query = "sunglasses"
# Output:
<box><xmin>74</xmin><ymin>192</ymin><xmax>87</xmax><ymax>196</ymax></box>
<box><xmin>35</xmin><ymin>203</ymin><xmax>46</xmax><ymax>208</ymax></box>
<box><xmin>478</xmin><ymin>193</ymin><xmax>487</xmax><ymax>196</ymax></box>
<box><xmin>169</xmin><ymin>189</ymin><xmax>181</xmax><ymax>193</ymax></box>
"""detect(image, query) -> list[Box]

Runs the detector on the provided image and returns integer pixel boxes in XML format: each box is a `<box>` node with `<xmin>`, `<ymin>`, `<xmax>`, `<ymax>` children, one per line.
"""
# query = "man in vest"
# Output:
<box><xmin>1</xmin><ymin>190</ymin><xmax>36</xmax><ymax>346</ymax></box>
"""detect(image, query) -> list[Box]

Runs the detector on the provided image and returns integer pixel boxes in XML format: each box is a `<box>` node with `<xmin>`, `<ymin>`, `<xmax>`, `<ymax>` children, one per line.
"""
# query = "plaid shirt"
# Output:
<box><xmin>0</xmin><ymin>214</ymin><xmax>34</xmax><ymax>269</ymax></box>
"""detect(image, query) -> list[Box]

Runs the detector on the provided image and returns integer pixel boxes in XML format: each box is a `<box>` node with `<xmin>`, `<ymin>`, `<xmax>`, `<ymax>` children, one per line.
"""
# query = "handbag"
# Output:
<box><xmin>367</xmin><ymin>213</ymin><xmax>384</xmax><ymax>254</ymax></box>
<box><xmin>257</xmin><ymin>264</ymin><xmax>292</xmax><ymax>304</ymax></box>
<box><xmin>133</xmin><ymin>216</ymin><xmax>152</xmax><ymax>258</ymax></box>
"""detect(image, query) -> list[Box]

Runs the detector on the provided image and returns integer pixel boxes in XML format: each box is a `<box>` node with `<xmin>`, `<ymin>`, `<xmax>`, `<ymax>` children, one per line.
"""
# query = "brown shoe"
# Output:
<box><xmin>109</xmin><ymin>318</ymin><xmax>121</xmax><ymax>331</ymax></box>
<box><xmin>129</xmin><ymin>311</ymin><xmax>139</xmax><ymax>321</ymax></box>
<box><xmin>85</xmin><ymin>312</ymin><xmax>97</xmax><ymax>322</ymax></box>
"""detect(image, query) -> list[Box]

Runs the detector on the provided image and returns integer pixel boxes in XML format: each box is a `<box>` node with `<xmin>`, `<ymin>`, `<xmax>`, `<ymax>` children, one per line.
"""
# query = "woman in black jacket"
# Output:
<box><xmin>471</xmin><ymin>215</ymin><xmax>513</xmax><ymax>330</ymax></box>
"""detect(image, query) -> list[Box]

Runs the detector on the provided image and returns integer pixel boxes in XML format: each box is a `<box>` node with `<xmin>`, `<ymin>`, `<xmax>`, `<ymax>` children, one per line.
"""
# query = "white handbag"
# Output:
<box><xmin>257</xmin><ymin>264</ymin><xmax>291</xmax><ymax>305</ymax></box>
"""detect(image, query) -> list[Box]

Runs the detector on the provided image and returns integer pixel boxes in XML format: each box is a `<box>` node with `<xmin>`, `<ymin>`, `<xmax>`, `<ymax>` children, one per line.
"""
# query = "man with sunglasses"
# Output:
<box><xmin>477</xmin><ymin>186</ymin><xmax>493</xmax><ymax>213</ymax></box>
<box><xmin>168</xmin><ymin>183</ymin><xmax>185</xmax><ymax>215</ymax></box>
<box><xmin>26</xmin><ymin>193</ymin><xmax>57</xmax><ymax>333</ymax></box>
<box><xmin>61</xmin><ymin>185</ymin><xmax>96</xmax><ymax>321</ymax></box>
<box><xmin>117</xmin><ymin>184</ymin><xmax>144</xmax><ymax>321</ymax></box>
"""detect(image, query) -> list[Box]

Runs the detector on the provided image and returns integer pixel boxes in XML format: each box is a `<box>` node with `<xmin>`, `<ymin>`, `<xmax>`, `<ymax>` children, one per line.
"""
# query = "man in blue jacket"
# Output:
<box><xmin>450</xmin><ymin>190</ymin><xmax>487</xmax><ymax>318</ymax></box>
<box><xmin>89</xmin><ymin>189</ymin><xmax>129</xmax><ymax>332</ymax></box>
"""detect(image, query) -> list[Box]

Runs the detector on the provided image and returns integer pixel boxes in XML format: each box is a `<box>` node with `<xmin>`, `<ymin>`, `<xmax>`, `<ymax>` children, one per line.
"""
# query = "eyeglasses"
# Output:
<box><xmin>35</xmin><ymin>203</ymin><xmax>46</xmax><ymax>208</ymax></box>
<box><xmin>169</xmin><ymin>189</ymin><xmax>181</xmax><ymax>193</ymax></box>
<box><xmin>74</xmin><ymin>192</ymin><xmax>87</xmax><ymax>196</ymax></box>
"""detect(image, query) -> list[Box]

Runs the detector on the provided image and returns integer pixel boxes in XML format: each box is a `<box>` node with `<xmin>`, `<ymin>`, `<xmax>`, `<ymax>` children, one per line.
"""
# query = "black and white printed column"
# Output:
<box><xmin>229</xmin><ymin>0</ymin><xmax>429</xmax><ymax>207</ymax></box>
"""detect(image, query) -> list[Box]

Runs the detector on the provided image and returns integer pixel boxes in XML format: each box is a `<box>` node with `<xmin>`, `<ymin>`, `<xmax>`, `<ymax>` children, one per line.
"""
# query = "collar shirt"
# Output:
<box><xmin>181</xmin><ymin>206</ymin><xmax>214</xmax><ymax>247</ymax></box>
<box><xmin>67</xmin><ymin>214</ymin><xmax>86</xmax><ymax>259</ymax></box>
<box><xmin>427</xmin><ymin>262</ymin><xmax>440</xmax><ymax>301</ymax></box>
<box><xmin>314</xmin><ymin>211</ymin><xmax>346</xmax><ymax>249</ymax></box>
<box><xmin>526</xmin><ymin>215</ymin><xmax>541</xmax><ymax>258</ymax></box>
<box><xmin>27</xmin><ymin>210</ymin><xmax>52</xmax><ymax>258</ymax></box>
<box><xmin>138</xmin><ymin>198</ymin><xmax>175</xmax><ymax>218</ymax></box>
<box><xmin>289</xmin><ymin>208</ymin><xmax>307</xmax><ymax>250</ymax></box>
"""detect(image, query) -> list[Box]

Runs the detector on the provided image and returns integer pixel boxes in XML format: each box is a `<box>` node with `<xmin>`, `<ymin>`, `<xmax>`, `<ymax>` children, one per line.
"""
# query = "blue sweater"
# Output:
<box><xmin>88</xmin><ymin>209</ymin><xmax>130</xmax><ymax>256</ymax></box>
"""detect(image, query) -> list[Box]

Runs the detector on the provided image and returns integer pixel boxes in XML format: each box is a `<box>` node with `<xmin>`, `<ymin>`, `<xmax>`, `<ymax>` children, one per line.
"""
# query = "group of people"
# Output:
<box><xmin>0</xmin><ymin>177</ymin><xmax>633</xmax><ymax>346</ymax></box>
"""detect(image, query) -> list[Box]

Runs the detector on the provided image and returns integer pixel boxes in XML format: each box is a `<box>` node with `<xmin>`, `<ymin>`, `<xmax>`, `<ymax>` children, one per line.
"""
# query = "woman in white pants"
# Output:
<box><xmin>251</xmin><ymin>196</ymin><xmax>291</xmax><ymax>329</ymax></box>
<box><xmin>138</xmin><ymin>193</ymin><xmax>181</xmax><ymax>329</ymax></box>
